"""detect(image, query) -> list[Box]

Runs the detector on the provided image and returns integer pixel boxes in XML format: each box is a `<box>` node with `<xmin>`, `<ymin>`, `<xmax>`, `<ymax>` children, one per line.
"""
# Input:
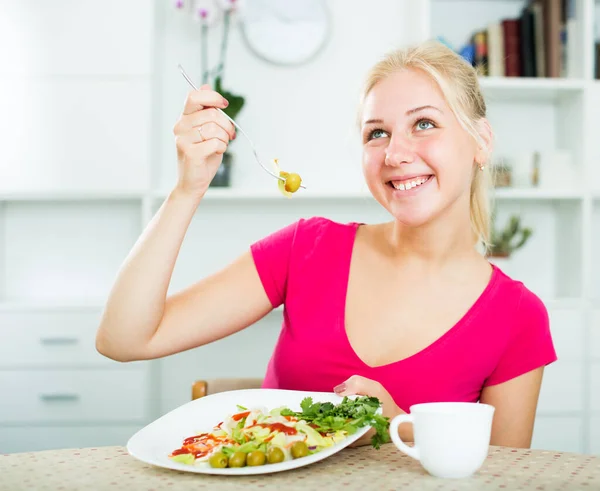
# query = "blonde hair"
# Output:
<box><xmin>358</xmin><ymin>40</ymin><xmax>494</xmax><ymax>252</ymax></box>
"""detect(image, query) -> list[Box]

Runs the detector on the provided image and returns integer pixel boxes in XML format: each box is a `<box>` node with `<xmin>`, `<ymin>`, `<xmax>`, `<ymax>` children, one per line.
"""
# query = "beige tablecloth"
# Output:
<box><xmin>1</xmin><ymin>444</ymin><xmax>598</xmax><ymax>490</ymax></box>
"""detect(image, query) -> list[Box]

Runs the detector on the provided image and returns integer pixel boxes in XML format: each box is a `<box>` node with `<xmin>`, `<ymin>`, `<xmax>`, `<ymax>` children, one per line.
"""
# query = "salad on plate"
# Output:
<box><xmin>168</xmin><ymin>395</ymin><xmax>390</xmax><ymax>469</ymax></box>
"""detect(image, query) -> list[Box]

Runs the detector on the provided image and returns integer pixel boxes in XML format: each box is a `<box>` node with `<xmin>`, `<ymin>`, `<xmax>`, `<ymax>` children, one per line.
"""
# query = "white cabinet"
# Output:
<box><xmin>0</xmin><ymin>305</ymin><xmax>152</xmax><ymax>453</ymax></box>
<box><xmin>0</xmin><ymin>369</ymin><xmax>147</xmax><ymax>424</ymax></box>
<box><xmin>0</xmin><ymin>309</ymin><xmax>110</xmax><ymax>368</ymax></box>
<box><xmin>0</xmin><ymin>0</ymin><xmax>155</xmax><ymax>454</ymax></box>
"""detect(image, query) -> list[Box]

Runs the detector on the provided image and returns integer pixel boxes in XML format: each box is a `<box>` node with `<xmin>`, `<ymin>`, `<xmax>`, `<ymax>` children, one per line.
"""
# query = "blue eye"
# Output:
<box><xmin>369</xmin><ymin>129</ymin><xmax>388</xmax><ymax>139</ymax></box>
<box><xmin>416</xmin><ymin>119</ymin><xmax>434</xmax><ymax>131</ymax></box>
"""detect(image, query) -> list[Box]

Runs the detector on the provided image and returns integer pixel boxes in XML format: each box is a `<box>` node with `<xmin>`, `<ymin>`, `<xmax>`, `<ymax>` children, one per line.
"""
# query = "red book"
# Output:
<box><xmin>502</xmin><ymin>19</ymin><xmax>522</xmax><ymax>77</ymax></box>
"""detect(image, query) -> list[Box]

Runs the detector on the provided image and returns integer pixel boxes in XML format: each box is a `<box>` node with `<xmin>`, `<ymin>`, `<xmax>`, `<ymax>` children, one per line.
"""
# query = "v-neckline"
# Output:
<box><xmin>339</xmin><ymin>222</ymin><xmax>500</xmax><ymax>370</ymax></box>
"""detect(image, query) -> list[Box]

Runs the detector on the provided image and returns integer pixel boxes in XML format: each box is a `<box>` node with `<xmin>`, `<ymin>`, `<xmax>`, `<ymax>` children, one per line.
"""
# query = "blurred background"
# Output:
<box><xmin>0</xmin><ymin>0</ymin><xmax>599</xmax><ymax>455</ymax></box>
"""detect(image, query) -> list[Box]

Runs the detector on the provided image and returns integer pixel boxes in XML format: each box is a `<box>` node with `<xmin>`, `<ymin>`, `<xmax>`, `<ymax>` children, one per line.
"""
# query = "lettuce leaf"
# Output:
<box><xmin>281</xmin><ymin>396</ymin><xmax>390</xmax><ymax>449</ymax></box>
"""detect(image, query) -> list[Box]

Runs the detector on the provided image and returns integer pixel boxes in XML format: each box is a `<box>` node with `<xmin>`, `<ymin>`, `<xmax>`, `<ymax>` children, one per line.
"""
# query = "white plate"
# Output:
<box><xmin>127</xmin><ymin>388</ymin><xmax>376</xmax><ymax>475</ymax></box>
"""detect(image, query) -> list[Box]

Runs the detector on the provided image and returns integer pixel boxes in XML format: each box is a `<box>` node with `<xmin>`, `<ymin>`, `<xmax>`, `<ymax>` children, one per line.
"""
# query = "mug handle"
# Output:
<box><xmin>389</xmin><ymin>413</ymin><xmax>420</xmax><ymax>460</ymax></box>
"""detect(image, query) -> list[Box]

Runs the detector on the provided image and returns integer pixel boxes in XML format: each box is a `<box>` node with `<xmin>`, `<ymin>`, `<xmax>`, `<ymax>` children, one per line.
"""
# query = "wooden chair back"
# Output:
<box><xmin>191</xmin><ymin>378</ymin><xmax>263</xmax><ymax>400</ymax></box>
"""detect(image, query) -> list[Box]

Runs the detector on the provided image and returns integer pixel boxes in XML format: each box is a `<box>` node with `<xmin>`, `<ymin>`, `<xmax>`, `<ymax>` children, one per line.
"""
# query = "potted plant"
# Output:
<box><xmin>174</xmin><ymin>0</ymin><xmax>245</xmax><ymax>187</ymax></box>
<box><xmin>486</xmin><ymin>213</ymin><xmax>532</xmax><ymax>274</ymax></box>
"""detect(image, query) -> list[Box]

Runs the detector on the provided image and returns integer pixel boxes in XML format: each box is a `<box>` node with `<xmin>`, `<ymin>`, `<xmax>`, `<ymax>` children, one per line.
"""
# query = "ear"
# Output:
<box><xmin>474</xmin><ymin>118</ymin><xmax>493</xmax><ymax>165</ymax></box>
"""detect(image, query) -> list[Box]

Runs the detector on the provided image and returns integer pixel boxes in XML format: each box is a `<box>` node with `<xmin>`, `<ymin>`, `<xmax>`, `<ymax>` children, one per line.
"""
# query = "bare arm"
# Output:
<box><xmin>480</xmin><ymin>367</ymin><xmax>545</xmax><ymax>448</ymax></box>
<box><xmin>96</xmin><ymin>85</ymin><xmax>272</xmax><ymax>362</ymax></box>
<box><xmin>96</xmin><ymin>190</ymin><xmax>273</xmax><ymax>362</ymax></box>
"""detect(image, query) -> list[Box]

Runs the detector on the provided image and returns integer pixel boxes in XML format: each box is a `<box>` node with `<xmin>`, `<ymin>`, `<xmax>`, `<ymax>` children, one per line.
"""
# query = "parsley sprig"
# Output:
<box><xmin>280</xmin><ymin>396</ymin><xmax>390</xmax><ymax>449</ymax></box>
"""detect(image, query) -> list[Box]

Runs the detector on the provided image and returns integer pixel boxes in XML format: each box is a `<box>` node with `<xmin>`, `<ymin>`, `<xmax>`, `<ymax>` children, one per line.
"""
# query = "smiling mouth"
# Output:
<box><xmin>386</xmin><ymin>175</ymin><xmax>433</xmax><ymax>191</ymax></box>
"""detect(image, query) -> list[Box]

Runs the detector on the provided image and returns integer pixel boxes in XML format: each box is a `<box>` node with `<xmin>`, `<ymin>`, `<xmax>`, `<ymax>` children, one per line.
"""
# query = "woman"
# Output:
<box><xmin>96</xmin><ymin>40</ymin><xmax>556</xmax><ymax>448</ymax></box>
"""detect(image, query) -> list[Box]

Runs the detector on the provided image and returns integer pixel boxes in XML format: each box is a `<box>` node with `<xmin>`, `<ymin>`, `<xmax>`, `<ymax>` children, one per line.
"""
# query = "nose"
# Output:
<box><xmin>385</xmin><ymin>134</ymin><xmax>415</xmax><ymax>166</ymax></box>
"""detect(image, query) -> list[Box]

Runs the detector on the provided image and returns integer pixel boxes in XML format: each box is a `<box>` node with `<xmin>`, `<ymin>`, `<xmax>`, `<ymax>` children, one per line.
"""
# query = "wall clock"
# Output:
<box><xmin>239</xmin><ymin>0</ymin><xmax>331</xmax><ymax>66</ymax></box>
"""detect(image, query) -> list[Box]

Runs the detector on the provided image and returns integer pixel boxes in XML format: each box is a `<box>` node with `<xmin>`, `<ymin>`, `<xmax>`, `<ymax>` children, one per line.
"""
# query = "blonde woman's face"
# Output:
<box><xmin>360</xmin><ymin>68</ymin><xmax>480</xmax><ymax>228</ymax></box>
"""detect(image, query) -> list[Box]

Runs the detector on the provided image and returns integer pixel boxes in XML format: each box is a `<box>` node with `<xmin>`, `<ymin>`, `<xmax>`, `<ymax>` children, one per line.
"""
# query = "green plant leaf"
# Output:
<box><xmin>489</xmin><ymin>213</ymin><xmax>533</xmax><ymax>256</ymax></box>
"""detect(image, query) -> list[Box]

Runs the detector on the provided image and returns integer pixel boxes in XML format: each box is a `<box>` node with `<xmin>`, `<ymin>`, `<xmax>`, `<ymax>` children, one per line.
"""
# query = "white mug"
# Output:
<box><xmin>389</xmin><ymin>402</ymin><xmax>495</xmax><ymax>479</ymax></box>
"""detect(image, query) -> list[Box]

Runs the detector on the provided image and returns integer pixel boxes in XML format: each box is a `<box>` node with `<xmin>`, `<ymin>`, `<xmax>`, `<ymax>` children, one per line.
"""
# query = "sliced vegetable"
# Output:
<box><xmin>168</xmin><ymin>396</ymin><xmax>388</xmax><ymax>468</ymax></box>
<box><xmin>170</xmin><ymin>453</ymin><xmax>195</xmax><ymax>465</ymax></box>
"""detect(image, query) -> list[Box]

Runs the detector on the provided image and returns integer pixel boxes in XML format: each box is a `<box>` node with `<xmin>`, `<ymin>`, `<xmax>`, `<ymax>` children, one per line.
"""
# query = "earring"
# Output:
<box><xmin>478</xmin><ymin>163</ymin><xmax>484</xmax><ymax>171</ymax></box>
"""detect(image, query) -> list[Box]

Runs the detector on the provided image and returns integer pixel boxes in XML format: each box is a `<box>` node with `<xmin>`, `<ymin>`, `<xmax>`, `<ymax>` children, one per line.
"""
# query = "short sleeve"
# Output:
<box><xmin>484</xmin><ymin>287</ymin><xmax>557</xmax><ymax>387</ymax></box>
<box><xmin>249</xmin><ymin>220</ymin><xmax>300</xmax><ymax>308</ymax></box>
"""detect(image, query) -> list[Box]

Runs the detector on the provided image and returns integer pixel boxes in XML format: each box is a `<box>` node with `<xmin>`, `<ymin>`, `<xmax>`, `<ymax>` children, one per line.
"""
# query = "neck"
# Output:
<box><xmin>386</xmin><ymin>196</ymin><xmax>478</xmax><ymax>268</ymax></box>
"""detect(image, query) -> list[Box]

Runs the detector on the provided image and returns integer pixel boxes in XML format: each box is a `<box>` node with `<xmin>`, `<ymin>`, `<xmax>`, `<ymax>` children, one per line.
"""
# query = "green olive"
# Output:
<box><xmin>246</xmin><ymin>450</ymin><xmax>266</xmax><ymax>466</ymax></box>
<box><xmin>290</xmin><ymin>441</ymin><xmax>309</xmax><ymax>459</ymax></box>
<box><xmin>266</xmin><ymin>446</ymin><xmax>285</xmax><ymax>464</ymax></box>
<box><xmin>284</xmin><ymin>173</ymin><xmax>302</xmax><ymax>193</ymax></box>
<box><xmin>228</xmin><ymin>451</ymin><xmax>247</xmax><ymax>468</ymax></box>
<box><xmin>208</xmin><ymin>451</ymin><xmax>228</xmax><ymax>468</ymax></box>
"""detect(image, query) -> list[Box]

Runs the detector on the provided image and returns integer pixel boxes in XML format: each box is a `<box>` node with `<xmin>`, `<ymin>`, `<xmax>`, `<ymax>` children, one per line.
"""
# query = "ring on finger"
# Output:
<box><xmin>197</xmin><ymin>125</ymin><xmax>204</xmax><ymax>142</ymax></box>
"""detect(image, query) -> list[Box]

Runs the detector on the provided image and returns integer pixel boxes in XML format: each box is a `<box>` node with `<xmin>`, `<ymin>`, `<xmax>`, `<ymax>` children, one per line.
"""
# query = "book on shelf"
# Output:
<box><xmin>596</xmin><ymin>43</ymin><xmax>600</xmax><ymax>79</ymax></box>
<box><xmin>461</xmin><ymin>0</ymin><xmax>575</xmax><ymax>78</ymax></box>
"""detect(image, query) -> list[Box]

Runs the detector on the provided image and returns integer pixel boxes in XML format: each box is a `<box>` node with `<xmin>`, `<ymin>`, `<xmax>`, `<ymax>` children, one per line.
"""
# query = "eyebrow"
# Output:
<box><xmin>363</xmin><ymin>105</ymin><xmax>443</xmax><ymax>126</ymax></box>
<box><xmin>406</xmin><ymin>105</ymin><xmax>443</xmax><ymax>115</ymax></box>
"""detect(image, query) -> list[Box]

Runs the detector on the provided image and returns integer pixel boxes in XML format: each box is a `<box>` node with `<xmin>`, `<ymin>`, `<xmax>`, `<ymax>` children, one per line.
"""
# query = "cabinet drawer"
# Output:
<box><xmin>0</xmin><ymin>309</ymin><xmax>121</xmax><ymax>368</ymax></box>
<box><xmin>0</xmin><ymin>424</ymin><xmax>144</xmax><ymax>454</ymax></box>
<box><xmin>0</xmin><ymin>369</ymin><xmax>148</xmax><ymax>423</ymax></box>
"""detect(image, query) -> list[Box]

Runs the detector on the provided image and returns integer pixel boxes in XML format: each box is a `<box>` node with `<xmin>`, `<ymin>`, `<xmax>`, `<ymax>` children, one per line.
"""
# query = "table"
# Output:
<box><xmin>1</xmin><ymin>444</ymin><xmax>598</xmax><ymax>490</ymax></box>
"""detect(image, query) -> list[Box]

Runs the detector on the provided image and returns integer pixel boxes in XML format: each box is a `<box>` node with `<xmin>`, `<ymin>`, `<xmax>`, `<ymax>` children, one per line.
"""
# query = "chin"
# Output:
<box><xmin>387</xmin><ymin>205</ymin><xmax>440</xmax><ymax>228</ymax></box>
<box><xmin>367</xmin><ymin>179</ymin><xmax>443</xmax><ymax>227</ymax></box>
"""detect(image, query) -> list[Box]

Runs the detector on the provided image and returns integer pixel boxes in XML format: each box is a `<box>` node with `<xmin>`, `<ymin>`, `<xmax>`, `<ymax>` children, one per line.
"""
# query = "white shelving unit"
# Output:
<box><xmin>0</xmin><ymin>0</ymin><xmax>599</xmax><ymax>455</ymax></box>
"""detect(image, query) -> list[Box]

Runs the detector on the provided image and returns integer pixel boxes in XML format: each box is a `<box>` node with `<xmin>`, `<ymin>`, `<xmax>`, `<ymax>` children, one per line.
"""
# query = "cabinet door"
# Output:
<box><xmin>0</xmin><ymin>369</ymin><xmax>148</xmax><ymax>423</ymax></box>
<box><xmin>0</xmin><ymin>310</ymin><xmax>109</xmax><ymax>367</ymax></box>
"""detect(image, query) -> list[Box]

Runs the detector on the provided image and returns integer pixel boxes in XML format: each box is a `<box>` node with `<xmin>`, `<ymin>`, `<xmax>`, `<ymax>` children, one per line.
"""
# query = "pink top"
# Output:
<box><xmin>250</xmin><ymin>217</ymin><xmax>557</xmax><ymax>412</ymax></box>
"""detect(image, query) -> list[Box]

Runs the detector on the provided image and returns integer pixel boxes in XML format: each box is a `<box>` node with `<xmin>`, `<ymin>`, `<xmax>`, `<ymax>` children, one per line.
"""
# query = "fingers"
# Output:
<box><xmin>334</xmin><ymin>375</ymin><xmax>384</xmax><ymax>397</ymax></box>
<box><xmin>175</xmin><ymin>132</ymin><xmax>228</xmax><ymax>161</ymax></box>
<box><xmin>193</xmin><ymin>122</ymin><xmax>232</xmax><ymax>146</ymax></box>
<box><xmin>197</xmin><ymin>137</ymin><xmax>228</xmax><ymax>156</ymax></box>
<box><xmin>189</xmin><ymin>108</ymin><xmax>236</xmax><ymax>140</ymax></box>
<box><xmin>174</xmin><ymin>107</ymin><xmax>236</xmax><ymax>141</ymax></box>
<box><xmin>348</xmin><ymin>430</ymin><xmax>376</xmax><ymax>448</ymax></box>
<box><xmin>183</xmin><ymin>87</ymin><xmax>229</xmax><ymax>115</ymax></box>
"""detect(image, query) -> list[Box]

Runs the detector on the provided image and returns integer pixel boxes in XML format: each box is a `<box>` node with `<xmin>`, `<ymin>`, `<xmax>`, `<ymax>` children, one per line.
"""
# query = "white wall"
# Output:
<box><xmin>156</xmin><ymin>0</ymin><xmax>415</xmax><ymax>194</ymax></box>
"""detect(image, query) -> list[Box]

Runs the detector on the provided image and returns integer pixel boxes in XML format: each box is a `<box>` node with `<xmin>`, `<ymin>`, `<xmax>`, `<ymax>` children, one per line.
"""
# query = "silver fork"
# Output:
<box><xmin>178</xmin><ymin>64</ymin><xmax>305</xmax><ymax>189</ymax></box>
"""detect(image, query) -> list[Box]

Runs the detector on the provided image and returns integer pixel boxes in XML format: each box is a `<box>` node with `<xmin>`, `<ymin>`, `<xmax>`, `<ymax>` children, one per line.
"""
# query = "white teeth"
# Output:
<box><xmin>391</xmin><ymin>176</ymin><xmax>429</xmax><ymax>191</ymax></box>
